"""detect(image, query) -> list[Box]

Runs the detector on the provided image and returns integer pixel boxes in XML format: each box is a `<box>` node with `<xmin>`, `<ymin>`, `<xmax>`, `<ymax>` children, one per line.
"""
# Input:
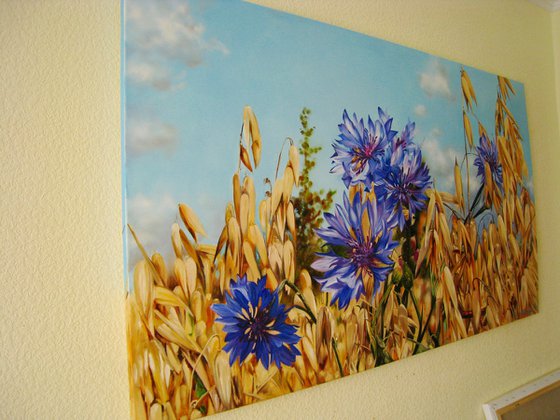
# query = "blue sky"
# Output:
<box><xmin>123</xmin><ymin>0</ymin><xmax>532</xmax><ymax>270</ymax></box>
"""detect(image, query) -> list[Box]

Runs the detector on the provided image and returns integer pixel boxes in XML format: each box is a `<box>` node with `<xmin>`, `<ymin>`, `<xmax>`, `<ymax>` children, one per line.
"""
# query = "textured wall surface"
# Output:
<box><xmin>554</xmin><ymin>10</ymin><xmax>560</xmax><ymax>125</ymax></box>
<box><xmin>0</xmin><ymin>0</ymin><xmax>558</xmax><ymax>419</ymax></box>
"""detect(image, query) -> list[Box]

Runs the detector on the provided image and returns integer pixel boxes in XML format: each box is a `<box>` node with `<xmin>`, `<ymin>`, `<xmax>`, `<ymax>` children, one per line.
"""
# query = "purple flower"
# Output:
<box><xmin>311</xmin><ymin>193</ymin><xmax>398</xmax><ymax>309</ymax></box>
<box><xmin>331</xmin><ymin>108</ymin><xmax>396</xmax><ymax>190</ymax></box>
<box><xmin>377</xmin><ymin>143</ymin><xmax>431</xmax><ymax>230</ymax></box>
<box><xmin>391</xmin><ymin>120</ymin><xmax>415</xmax><ymax>156</ymax></box>
<box><xmin>473</xmin><ymin>134</ymin><xmax>503</xmax><ymax>191</ymax></box>
<box><xmin>211</xmin><ymin>275</ymin><xmax>300</xmax><ymax>369</ymax></box>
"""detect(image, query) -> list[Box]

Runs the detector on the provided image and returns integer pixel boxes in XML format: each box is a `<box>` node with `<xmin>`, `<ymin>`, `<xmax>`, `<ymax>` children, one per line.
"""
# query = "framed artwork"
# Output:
<box><xmin>122</xmin><ymin>1</ymin><xmax>538</xmax><ymax>418</ymax></box>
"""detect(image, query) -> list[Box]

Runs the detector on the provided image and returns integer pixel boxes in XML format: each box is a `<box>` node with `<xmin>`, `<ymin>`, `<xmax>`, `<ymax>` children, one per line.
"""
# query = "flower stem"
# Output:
<box><xmin>278</xmin><ymin>279</ymin><xmax>317</xmax><ymax>324</ymax></box>
<box><xmin>468</xmin><ymin>184</ymin><xmax>484</xmax><ymax>216</ymax></box>
<box><xmin>417</xmin><ymin>298</ymin><xmax>434</xmax><ymax>348</ymax></box>
<box><xmin>373</xmin><ymin>282</ymin><xmax>393</xmax><ymax>331</ymax></box>
<box><xmin>409</xmin><ymin>289</ymin><xmax>422</xmax><ymax>329</ymax></box>
<box><xmin>405</xmin><ymin>336</ymin><xmax>430</xmax><ymax>352</ymax></box>
<box><xmin>331</xmin><ymin>337</ymin><xmax>345</xmax><ymax>377</ymax></box>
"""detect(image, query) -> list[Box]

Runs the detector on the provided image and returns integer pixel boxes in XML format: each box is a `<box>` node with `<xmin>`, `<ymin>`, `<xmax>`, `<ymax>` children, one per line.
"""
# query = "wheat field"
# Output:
<box><xmin>125</xmin><ymin>69</ymin><xmax>537</xmax><ymax>419</ymax></box>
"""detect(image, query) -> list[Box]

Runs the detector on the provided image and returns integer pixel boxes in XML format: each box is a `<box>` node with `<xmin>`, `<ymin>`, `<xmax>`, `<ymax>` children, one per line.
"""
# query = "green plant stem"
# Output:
<box><xmin>409</xmin><ymin>289</ymin><xmax>422</xmax><ymax>330</ymax></box>
<box><xmin>472</xmin><ymin>204</ymin><xmax>488</xmax><ymax>220</ymax></box>
<box><xmin>416</xmin><ymin>299</ymin><xmax>435</xmax><ymax>349</ymax></box>
<box><xmin>408</xmin><ymin>285</ymin><xmax>428</xmax><ymax>355</ymax></box>
<box><xmin>371</xmin><ymin>282</ymin><xmax>394</xmax><ymax>365</ymax></box>
<box><xmin>405</xmin><ymin>336</ymin><xmax>430</xmax><ymax>352</ymax></box>
<box><xmin>468</xmin><ymin>184</ymin><xmax>484</xmax><ymax>216</ymax></box>
<box><xmin>278</xmin><ymin>279</ymin><xmax>317</xmax><ymax>324</ymax></box>
<box><xmin>331</xmin><ymin>337</ymin><xmax>345</xmax><ymax>378</ymax></box>
<box><xmin>373</xmin><ymin>283</ymin><xmax>394</xmax><ymax>332</ymax></box>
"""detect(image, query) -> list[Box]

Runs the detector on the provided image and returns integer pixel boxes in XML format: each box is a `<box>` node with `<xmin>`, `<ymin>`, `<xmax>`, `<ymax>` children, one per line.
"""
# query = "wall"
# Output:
<box><xmin>554</xmin><ymin>10</ymin><xmax>560</xmax><ymax>126</ymax></box>
<box><xmin>0</xmin><ymin>0</ymin><xmax>558</xmax><ymax>419</ymax></box>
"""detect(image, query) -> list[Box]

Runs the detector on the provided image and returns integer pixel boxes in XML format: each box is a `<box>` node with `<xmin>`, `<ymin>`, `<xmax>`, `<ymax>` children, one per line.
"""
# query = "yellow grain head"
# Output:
<box><xmin>275</xmin><ymin>201</ymin><xmax>286</xmax><ymax>242</ymax></box>
<box><xmin>259</xmin><ymin>198</ymin><xmax>270</xmax><ymax>238</ymax></box>
<box><xmin>297</xmin><ymin>269</ymin><xmax>312</xmax><ymax>290</ymax></box>
<box><xmin>345</xmin><ymin>312</ymin><xmax>358</xmax><ymax>360</ymax></box>
<box><xmin>283</xmin><ymin>240</ymin><xmax>295</xmax><ymax>282</ymax></box>
<box><xmin>460</xmin><ymin>68</ymin><xmax>477</xmax><ymax>111</ymax></box>
<box><xmin>243</xmin><ymin>106</ymin><xmax>262</xmax><ymax>168</ymax></box>
<box><xmin>154</xmin><ymin>286</ymin><xmax>187</xmax><ymax>312</ymax></box>
<box><xmin>217</xmin><ymin>257</ymin><xmax>226</xmax><ymax>295</ymax></box>
<box><xmin>179</xmin><ymin>203</ymin><xmax>207</xmax><ymax>242</ymax></box>
<box><xmin>239</xmin><ymin>144</ymin><xmax>253</xmax><ymax>172</ymax></box>
<box><xmin>463</xmin><ymin>111</ymin><xmax>474</xmax><ymax>148</ymax></box>
<box><xmin>134</xmin><ymin>260</ymin><xmax>154</xmax><ymax>316</ymax></box>
<box><xmin>171</xmin><ymin>223</ymin><xmax>183</xmax><ymax>259</ymax></box>
<box><xmin>301</xmin><ymin>336</ymin><xmax>319</xmax><ymax>373</ymax></box>
<box><xmin>316</xmin><ymin>306</ymin><xmax>333</xmax><ymax>349</ymax></box>
<box><xmin>289</xmin><ymin>143</ymin><xmax>300</xmax><ymax>185</ymax></box>
<box><xmin>472</xmin><ymin>282</ymin><xmax>481</xmax><ymax>333</ymax></box>
<box><xmin>242</xmin><ymin>241</ymin><xmax>260</xmax><ymax>281</ymax></box>
<box><xmin>185</xmin><ymin>257</ymin><xmax>197</xmax><ymax>297</ymax></box>
<box><xmin>232</xmin><ymin>173</ymin><xmax>242</xmax><ymax>219</ymax></box>
<box><xmin>242</xmin><ymin>106</ymin><xmax>251</xmax><ymax>148</ymax></box>
<box><xmin>213</xmin><ymin>351</ymin><xmax>233</xmax><ymax>410</ymax></box>
<box><xmin>239</xmin><ymin>193</ymin><xmax>250</xmax><ymax>238</ymax></box>
<box><xmin>243</xmin><ymin>176</ymin><xmax>256</xmax><ymax>225</ymax></box>
<box><xmin>498</xmin><ymin>75</ymin><xmax>515</xmax><ymax>100</ymax></box>
<box><xmin>173</xmin><ymin>258</ymin><xmax>189</xmax><ymax>300</ymax></box>
<box><xmin>268</xmin><ymin>245</ymin><xmax>284</xmax><ymax>278</ymax></box>
<box><xmin>478</xmin><ymin>121</ymin><xmax>488</xmax><ymax>141</ymax></box>
<box><xmin>190</xmin><ymin>290</ymin><xmax>203</xmax><ymax>322</ymax></box>
<box><xmin>224</xmin><ymin>202</ymin><xmax>235</xmax><ymax>225</ymax></box>
<box><xmin>150</xmin><ymin>253</ymin><xmax>168</xmax><ymax>286</ymax></box>
<box><xmin>178</xmin><ymin>229</ymin><xmax>199</xmax><ymax>266</ymax></box>
<box><xmin>149</xmin><ymin>403</ymin><xmax>163</xmax><ymax>420</ymax></box>
<box><xmin>148</xmin><ymin>341</ymin><xmax>170</xmax><ymax>403</ymax></box>
<box><xmin>248</xmin><ymin>224</ymin><xmax>268</xmax><ymax>267</ymax></box>
<box><xmin>271</xmin><ymin>177</ymin><xmax>283</xmax><ymax>216</ymax></box>
<box><xmin>226</xmin><ymin>217</ymin><xmax>241</xmax><ymax>261</ymax></box>
<box><xmin>282</xmin><ymin>166</ymin><xmax>295</xmax><ymax>202</ymax></box>
<box><xmin>454</xmin><ymin>159</ymin><xmax>464</xmax><ymax>212</ymax></box>
<box><xmin>483</xmin><ymin>161</ymin><xmax>493</xmax><ymax>206</ymax></box>
<box><xmin>287</xmin><ymin>201</ymin><xmax>296</xmax><ymax>243</ymax></box>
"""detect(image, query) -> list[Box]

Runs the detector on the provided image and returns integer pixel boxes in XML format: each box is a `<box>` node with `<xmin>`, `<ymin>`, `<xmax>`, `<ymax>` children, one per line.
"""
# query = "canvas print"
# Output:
<box><xmin>122</xmin><ymin>1</ymin><xmax>538</xmax><ymax>418</ymax></box>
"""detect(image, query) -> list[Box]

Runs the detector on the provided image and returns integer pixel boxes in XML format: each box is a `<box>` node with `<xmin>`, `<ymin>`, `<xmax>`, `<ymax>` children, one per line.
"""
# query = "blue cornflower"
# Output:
<box><xmin>211</xmin><ymin>275</ymin><xmax>301</xmax><ymax>369</ymax></box>
<box><xmin>392</xmin><ymin>121</ymin><xmax>415</xmax><ymax>155</ymax></box>
<box><xmin>377</xmin><ymin>143</ymin><xmax>431</xmax><ymax>230</ymax></box>
<box><xmin>311</xmin><ymin>193</ymin><xmax>398</xmax><ymax>309</ymax></box>
<box><xmin>378</xmin><ymin>107</ymin><xmax>399</xmax><ymax>144</ymax></box>
<box><xmin>331</xmin><ymin>108</ymin><xmax>395</xmax><ymax>190</ymax></box>
<box><xmin>473</xmin><ymin>134</ymin><xmax>503</xmax><ymax>191</ymax></box>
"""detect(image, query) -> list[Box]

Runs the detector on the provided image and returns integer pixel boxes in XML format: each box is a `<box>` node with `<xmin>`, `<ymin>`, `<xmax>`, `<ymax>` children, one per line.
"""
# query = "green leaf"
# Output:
<box><xmin>194</xmin><ymin>373</ymin><xmax>206</xmax><ymax>399</ymax></box>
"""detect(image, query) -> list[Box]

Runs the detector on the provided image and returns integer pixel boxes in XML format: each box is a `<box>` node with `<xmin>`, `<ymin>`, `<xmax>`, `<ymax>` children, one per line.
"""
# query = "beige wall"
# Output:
<box><xmin>0</xmin><ymin>0</ymin><xmax>558</xmax><ymax>419</ymax></box>
<box><xmin>554</xmin><ymin>10</ymin><xmax>560</xmax><ymax>127</ymax></box>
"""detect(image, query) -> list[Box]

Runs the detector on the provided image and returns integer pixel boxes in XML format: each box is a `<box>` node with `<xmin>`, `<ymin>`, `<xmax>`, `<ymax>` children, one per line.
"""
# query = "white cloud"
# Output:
<box><xmin>126</xmin><ymin>0</ymin><xmax>228</xmax><ymax>90</ymax></box>
<box><xmin>420</xmin><ymin>128</ymin><xmax>482</xmax><ymax>201</ymax></box>
<box><xmin>195</xmin><ymin>192</ymin><xmax>228</xmax><ymax>244</ymax></box>
<box><xmin>126</xmin><ymin>191</ymin><xmax>229</xmax><ymax>272</ymax></box>
<box><xmin>420</xmin><ymin>59</ymin><xmax>454</xmax><ymax>100</ymax></box>
<box><xmin>126</xmin><ymin>114</ymin><xmax>178</xmax><ymax>156</ymax></box>
<box><xmin>126</xmin><ymin>193</ymin><xmax>178</xmax><ymax>270</ymax></box>
<box><xmin>414</xmin><ymin>104</ymin><xmax>427</xmax><ymax>117</ymax></box>
<box><xmin>127</xmin><ymin>61</ymin><xmax>186</xmax><ymax>92</ymax></box>
<box><xmin>420</xmin><ymin>128</ymin><xmax>460</xmax><ymax>192</ymax></box>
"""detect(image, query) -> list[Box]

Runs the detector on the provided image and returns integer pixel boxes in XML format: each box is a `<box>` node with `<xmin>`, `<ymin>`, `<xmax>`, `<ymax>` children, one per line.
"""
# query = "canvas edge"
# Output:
<box><xmin>482</xmin><ymin>369</ymin><xmax>560</xmax><ymax>419</ymax></box>
<box><xmin>120</xmin><ymin>0</ymin><xmax>129</xmax><ymax>292</ymax></box>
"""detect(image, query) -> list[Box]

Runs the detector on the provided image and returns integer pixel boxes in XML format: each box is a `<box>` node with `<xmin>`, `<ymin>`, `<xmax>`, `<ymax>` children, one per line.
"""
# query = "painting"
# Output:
<box><xmin>122</xmin><ymin>1</ymin><xmax>538</xmax><ymax>418</ymax></box>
